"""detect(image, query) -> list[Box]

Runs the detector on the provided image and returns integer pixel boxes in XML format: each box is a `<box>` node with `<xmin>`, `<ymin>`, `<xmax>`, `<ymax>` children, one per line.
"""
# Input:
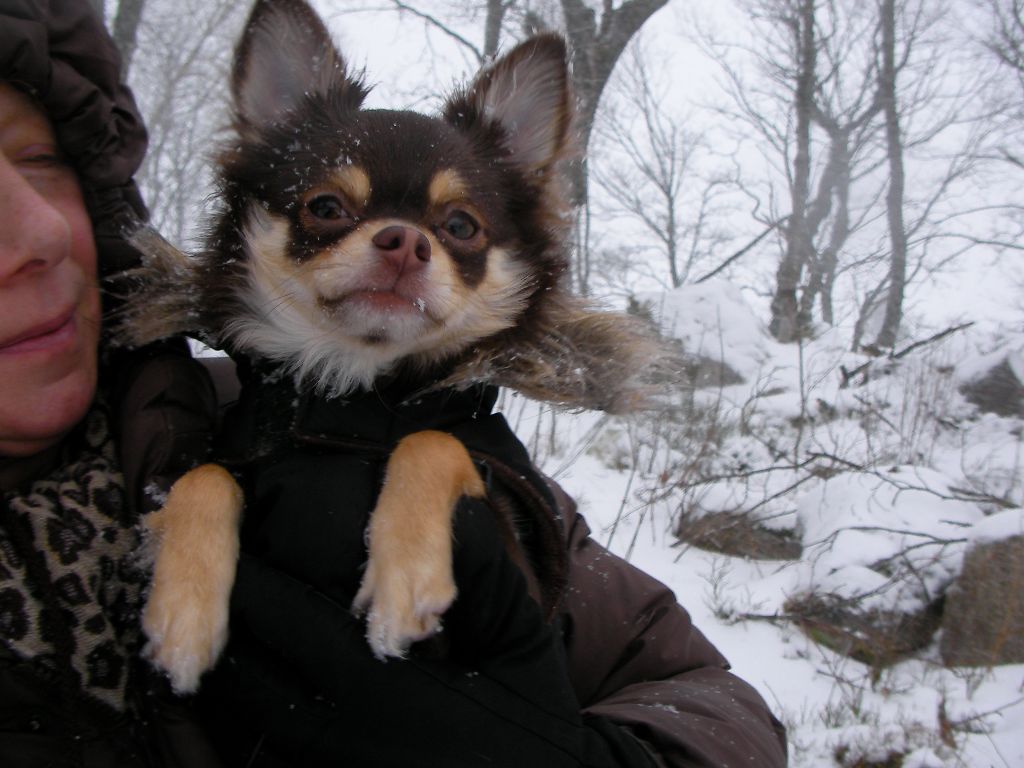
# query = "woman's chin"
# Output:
<box><xmin>0</xmin><ymin>359</ymin><xmax>97</xmax><ymax>458</ymax></box>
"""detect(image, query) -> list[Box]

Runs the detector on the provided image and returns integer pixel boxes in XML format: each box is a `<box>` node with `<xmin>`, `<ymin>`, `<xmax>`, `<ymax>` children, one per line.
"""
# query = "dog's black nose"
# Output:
<box><xmin>372</xmin><ymin>226</ymin><xmax>431</xmax><ymax>271</ymax></box>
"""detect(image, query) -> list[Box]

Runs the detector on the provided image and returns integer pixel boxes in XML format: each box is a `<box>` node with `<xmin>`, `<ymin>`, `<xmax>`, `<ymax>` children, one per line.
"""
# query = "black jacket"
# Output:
<box><xmin>195</xmin><ymin>361</ymin><xmax>787</xmax><ymax>767</ymax></box>
<box><xmin>0</xmin><ymin>644</ymin><xmax>222</xmax><ymax>768</ymax></box>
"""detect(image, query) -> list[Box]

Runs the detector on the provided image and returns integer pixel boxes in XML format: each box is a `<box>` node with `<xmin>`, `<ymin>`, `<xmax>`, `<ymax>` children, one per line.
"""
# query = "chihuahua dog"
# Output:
<box><xmin>123</xmin><ymin>0</ymin><xmax>666</xmax><ymax>694</ymax></box>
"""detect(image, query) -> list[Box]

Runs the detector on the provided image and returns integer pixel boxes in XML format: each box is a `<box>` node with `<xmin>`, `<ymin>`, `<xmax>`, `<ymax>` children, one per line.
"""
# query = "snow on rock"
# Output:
<box><xmin>902</xmin><ymin>748</ymin><xmax>947</xmax><ymax>768</ymax></box>
<box><xmin>796</xmin><ymin>467</ymin><xmax>983</xmax><ymax>612</ymax></box>
<box><xmin>637</xmin><ymin>280</ymin><xmax>777</xmax><ymax>383</ymax></box>
<box><xmin>954</xmin><ymin>332</ymin><xmax>1024</xmax><ymax>385</ymax></box>
<box><xmin>969</xmin><ymin>507</ymin><xmax>1024</xmax><ymax>543</ymax></box>
<box><xmin>955</xmin><ymin>333</ymin><xmax>1024</xmax><ymax>417</ymax></box>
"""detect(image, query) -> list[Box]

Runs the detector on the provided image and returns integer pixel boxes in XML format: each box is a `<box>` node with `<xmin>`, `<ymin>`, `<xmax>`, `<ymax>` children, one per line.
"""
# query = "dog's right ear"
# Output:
<box><xmin>231</xmin><ymin>0</ymin><xmax>366</xmax><ymax>131</ymax></box>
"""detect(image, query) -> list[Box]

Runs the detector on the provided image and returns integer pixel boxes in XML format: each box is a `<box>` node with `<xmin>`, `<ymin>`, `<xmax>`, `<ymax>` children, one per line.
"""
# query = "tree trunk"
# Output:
<box><xmin>560</xmin><ymin>0</ymin><xmax>668</xmax><ymax>205</ymax></box>
<box><xmin>873</xmin><ymin>0</ymin><xmax>908</xmax><ymax>350</ymax></box>
<box><xmin>483</xmin><ymin>0</ymin><xmax>506</xmax><ymax>59</ymax></box>
<box><xmin>574</xmin><ymin>202</ymin><xmax>592</xmax><ymax>295</ymax></box>
<box><xmin>558</xmin><ymin>0</ymin><xmax>667</xmax><ymax>294</ymax></box>
<box><xmin>769</xmin><ymin>0</ymin><xmax>817</xmax><ymax>343</ymax></box>
<box><xmin>113</xmin><ymin>0</ymin><xmax>146</xmax><ymax>74</ymax></box>
<box><xmin>667</xmin><ymin>200</ymin><xmax>681</xmax><ymax>288</ymax></box>
<box><xmin>818</xmin><ymin>147</ymin><xmax>850</xmax><ymax>326</ymax></box>
<box><xmin>800</xmin><ymin>127</ymin><xmax>851</xmax><ymax>326</ymax></box>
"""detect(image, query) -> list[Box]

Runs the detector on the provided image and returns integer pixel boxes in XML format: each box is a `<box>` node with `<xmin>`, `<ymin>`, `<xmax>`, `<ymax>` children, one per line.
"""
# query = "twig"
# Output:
<box><xmin>693</xmin><ymin>218</ymin><xmax>785</xmax><ymax>284</ymax></box>
<box><xmin>388</xmin><ymin>1</ymin><xmax>484</xmax><ymax>62</ymax></box>
<box><xmin>946</xmin><ymin>485</ymin><xmax>1019</xmax><ymax>510</ymax></box>
<box><xmin>950</xmin><ymin>695</ymin><xmax>1024</xmax><ymax>732</ymax></box>
<box><xmin>840</xmin><ymin>321</ymin><xmax>975</xmax><ymax>388</ymax></box>
<box><xmin>892</xmin><ymin>322</ymin><xmax>975</xmax><ymax>361</ymax></box>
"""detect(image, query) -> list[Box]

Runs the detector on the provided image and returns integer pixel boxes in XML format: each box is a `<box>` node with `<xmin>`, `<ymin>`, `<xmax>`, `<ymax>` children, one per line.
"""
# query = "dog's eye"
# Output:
<box><xmin>443</xmin><ymin>211</ymin><xmax>479</xmax><ymax>240</ymax></box>
<box><xmin>307</xmin><ymin>194</ymin><xmax>349</xmax><ymax>221</ymax></box>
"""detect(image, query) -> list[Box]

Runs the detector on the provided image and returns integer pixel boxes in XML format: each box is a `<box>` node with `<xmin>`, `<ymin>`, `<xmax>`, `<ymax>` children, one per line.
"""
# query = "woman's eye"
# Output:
<box><xmin>307</xmin><ymin>194</ymin><xmax>349</xmax><ymax>221</ymax></box>
<box><xmin>17</xmin><ymin>145</ymin><xmax>65</xmax><ymax>169</ymax></box>
<box><xmin>25</xmin><ymin>152</ymin><xmax>61</xmax><ymax>166</ymax></box>
<box><xmin>443</xmin><ymin>211</ymin><xmax>479</xmax><ymax>240</ymax></box>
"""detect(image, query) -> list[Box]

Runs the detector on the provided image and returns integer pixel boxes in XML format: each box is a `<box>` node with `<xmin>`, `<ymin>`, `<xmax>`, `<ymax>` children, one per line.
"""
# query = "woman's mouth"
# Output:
<box><xmin>0</xmin><ymin>310</ymin><xmax>78</xmax><ymax>355</ymax></box>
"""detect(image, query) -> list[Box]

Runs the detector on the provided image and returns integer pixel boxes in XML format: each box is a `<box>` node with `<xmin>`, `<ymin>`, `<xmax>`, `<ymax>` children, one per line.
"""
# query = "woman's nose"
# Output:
<box><xmin>0</xmin><ymin>155</ymin><xmax>71</xmax><ymax>283</ymax></box>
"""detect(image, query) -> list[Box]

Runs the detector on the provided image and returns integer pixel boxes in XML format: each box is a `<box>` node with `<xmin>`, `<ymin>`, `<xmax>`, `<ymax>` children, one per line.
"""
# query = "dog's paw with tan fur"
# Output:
<box><xmin>141</xmin><ymin>464</ymin><xmax>243</xmax><ymax>693</ymax></box>
<box><xmin>352</xmin><ymin>431</ymin><xmax>485</xmax><ymax>659</ymax></box>
<box><xmin>143</xmin><ymin>553</ymin><xmax>231</xmax><ymax>694</ymax></box>
<box><xmin>353</xmin><ymin>540</ymin><xmax>458</xmax><ymax>659</ymax></box>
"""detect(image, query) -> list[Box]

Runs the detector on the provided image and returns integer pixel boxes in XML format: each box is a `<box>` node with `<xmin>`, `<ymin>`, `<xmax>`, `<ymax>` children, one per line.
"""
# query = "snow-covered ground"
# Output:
<box><xmin>501</xmin><ymin>282</ymin><xmax>1024</xmax><ymax>767</ymax></box>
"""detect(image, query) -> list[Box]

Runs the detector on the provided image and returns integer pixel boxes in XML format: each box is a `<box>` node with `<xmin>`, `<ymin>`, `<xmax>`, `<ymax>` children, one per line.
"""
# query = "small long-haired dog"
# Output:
<box><xmin>123</xmin><ymin>0</ymin><xmax>667</xmax><ymax>693</ymax></box>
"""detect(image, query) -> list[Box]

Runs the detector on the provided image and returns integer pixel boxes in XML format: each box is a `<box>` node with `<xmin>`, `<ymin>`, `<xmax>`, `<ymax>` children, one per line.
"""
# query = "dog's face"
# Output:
<box><xmin>213</xmin><ymin>0</ymin><xmax>573</xmax><ymax>395</ymax></box>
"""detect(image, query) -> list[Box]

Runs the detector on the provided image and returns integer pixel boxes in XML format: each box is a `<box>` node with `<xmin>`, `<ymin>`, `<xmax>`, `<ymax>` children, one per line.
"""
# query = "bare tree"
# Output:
<box><xmin>702</xmin><ymin>0</ymin><xmax>992</xmax><ymax>348</ymax></box>
<box><xmin>983</xmin><ymin>0</ymin><xmax>1024</xmax><ymax>169</ymax></box>
<box><xmin>558</xmin><ymin>0</ymin><xmax>669</xmax><ymax>202</ymax></box>
<box><xmin>852</xmin><ymin>0</ymin><xmax>1001</xmax><ymax>350</ymax></box>
<box><xmin>765</xmin><ymin>0</ymin><xmax>818</xmax><ymax>342</ymax></box>
<box><xmin>386</xmin><ymin>0</ymin><xmax>520</xmax><ymax>62</ymax></box>
<box><xmin>698</xmin><ymin>0</ymin><xmax>884</xmax><ymax>341</ymax></box>
<box><xmin>871</xmin><ymin>0</ymin><xmax>910</xmax><ymax>350</ymax></box>
<box><xmin>112</xmin><ymin>0</ymin><xmax>147</xmax><ymax>74</ymax></box>
<box><xmin>801</xmin><ymin>4</ymin><xmax>885</xmax><ymax>326</ymax></box>
<box><xmin>985</xmin><ymin>0</ymin><xmax>1024</xmax><ymax>90</ymax></box>
<box><xmin>127</xmin><ymin>0</ymin><xmax>248</xmax><ymax>243</ymax></box>
<box><xmin>591</xmin><ymin>43</ymin><xmax>733</xmax><ymax>291</ymax></box>
<box><xmin>753</xmin><ymin>0</ymin><xmax>892</xmax><ymax>341</ymax></box>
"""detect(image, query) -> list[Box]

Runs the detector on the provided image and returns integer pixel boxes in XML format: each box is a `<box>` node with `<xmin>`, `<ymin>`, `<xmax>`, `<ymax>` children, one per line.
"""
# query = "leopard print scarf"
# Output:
<box><xmin>0</xmin><ymin>403</ymin><xmax>147</xmax><ymax>712</ymax></box>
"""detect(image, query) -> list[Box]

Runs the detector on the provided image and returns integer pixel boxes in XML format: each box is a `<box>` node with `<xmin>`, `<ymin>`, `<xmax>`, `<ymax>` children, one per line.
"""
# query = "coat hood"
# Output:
<box><xmin>0</xmin><ymin>0</ymin><xmax>148</xmax><ymax>276</ymax></box>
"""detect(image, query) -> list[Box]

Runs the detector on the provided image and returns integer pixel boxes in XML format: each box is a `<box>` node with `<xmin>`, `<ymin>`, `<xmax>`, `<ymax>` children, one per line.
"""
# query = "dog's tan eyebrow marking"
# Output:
<box><xmin>428</xmin><ymin>169</ymin><xmax>469</xmax><ymax>207</ymax></box>
<box><xmin>328</xmin><ymin>166</ymin><xmax>372</xmax><ymax>207</ymax></box>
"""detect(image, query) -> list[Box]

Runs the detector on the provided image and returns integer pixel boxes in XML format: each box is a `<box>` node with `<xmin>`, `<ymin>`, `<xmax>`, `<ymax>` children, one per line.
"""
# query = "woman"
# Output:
<box><xmin>0</xmin><ymin>1</ymin><xmax>219</xmax><ymax>764</ymax></box>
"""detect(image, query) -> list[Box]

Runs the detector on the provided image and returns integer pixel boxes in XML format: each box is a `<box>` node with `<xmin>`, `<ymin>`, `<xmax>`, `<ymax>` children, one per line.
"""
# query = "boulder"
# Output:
<box><xmin>959</xmin><ymin>351</ymin><xmax>1024</xmax><ymax>417</ymax></box>
<box><xmin>940</xmin><ymin>534</ymin><xmax>1024</xmax><ymax>666</ymax></box>
<box><xmin>784</xmin><ymin>592</ymin><xmax>943</xmax><ymax>668</ymax></box>
<box><xmin>682</xmin><ymin>352</ymin><xmax>744</xmax><ymax>389</ymax></box>
<box><xmin>676</xmin><ymin>511</ymin><xmax>802</xmax><ymax>560</ymax></box>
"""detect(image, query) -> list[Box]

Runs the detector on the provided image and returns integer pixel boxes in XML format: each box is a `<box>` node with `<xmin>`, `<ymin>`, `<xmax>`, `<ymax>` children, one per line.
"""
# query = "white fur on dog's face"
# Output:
<box><xmin>223</xmin><ymin>199</ymin><xmax>532</xmax><ymax>396</ymax></box>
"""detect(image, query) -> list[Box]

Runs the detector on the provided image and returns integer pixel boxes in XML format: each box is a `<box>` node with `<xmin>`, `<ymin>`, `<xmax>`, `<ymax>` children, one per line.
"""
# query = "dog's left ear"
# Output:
<box><xmin>445</xmin><ymin>34</ymin><xmax>573</xmax><ymax>174</ymax></box>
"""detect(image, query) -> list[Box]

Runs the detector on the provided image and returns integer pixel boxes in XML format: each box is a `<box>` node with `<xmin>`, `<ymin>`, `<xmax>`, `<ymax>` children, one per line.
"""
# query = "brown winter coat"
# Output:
<box><xmin>557</xmin><ymin>484</ymin><xmax>788</xmax><ymax>766</ymax></box>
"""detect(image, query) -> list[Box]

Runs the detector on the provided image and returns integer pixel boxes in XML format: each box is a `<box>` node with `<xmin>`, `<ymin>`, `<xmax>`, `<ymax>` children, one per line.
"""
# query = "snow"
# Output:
<box><xmin>638</xmin><ymin>280</ymin><xmax>777</xmax><ymax>381</ymax></box>
<box><xmin>970</xmin><ymin>508</ymin><xmax>1024</xmax><ymax>544</ymax></box>
<box><xmin>509</xmin><ymin>281</ymin><xmax>1024</xmax><ymax>767</ymax></box>
<box><xmin>955</xmin><ymin>335</ymin><xmax>1024</xmax><ymax>386</ymax></box>
<box><xmin>795</xmin><ymin>467</ymin><xmax>981</xmax><ymax>612</ymax></box>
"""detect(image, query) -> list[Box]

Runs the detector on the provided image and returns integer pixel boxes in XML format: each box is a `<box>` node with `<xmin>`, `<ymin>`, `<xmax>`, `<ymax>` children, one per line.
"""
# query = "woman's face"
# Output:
<box><xmin>0</xmin><ymin>83</ymin><xmax>101</xmax><ymax>457</ymax></box>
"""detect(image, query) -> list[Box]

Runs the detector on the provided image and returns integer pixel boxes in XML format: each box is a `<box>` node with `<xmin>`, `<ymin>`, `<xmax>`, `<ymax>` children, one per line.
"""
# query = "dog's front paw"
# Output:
<box><xmin>353</xmin><ymin>431</ymin><xmax>484</xmax><ymax>659</ymax></box>
<box><xmin>353</xmin><ymin>551</ymin><xmax>457</xmax><ymax>659</ymax></box>
<box><xmin>142</xmin><ymin>573</ymin><xmax>230</xmax><ymax>694</ymax></box>
<box><xmin>140</xmin><ymin>465</ymin><xmax>243</xmax><ymax>694</ymax></box>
